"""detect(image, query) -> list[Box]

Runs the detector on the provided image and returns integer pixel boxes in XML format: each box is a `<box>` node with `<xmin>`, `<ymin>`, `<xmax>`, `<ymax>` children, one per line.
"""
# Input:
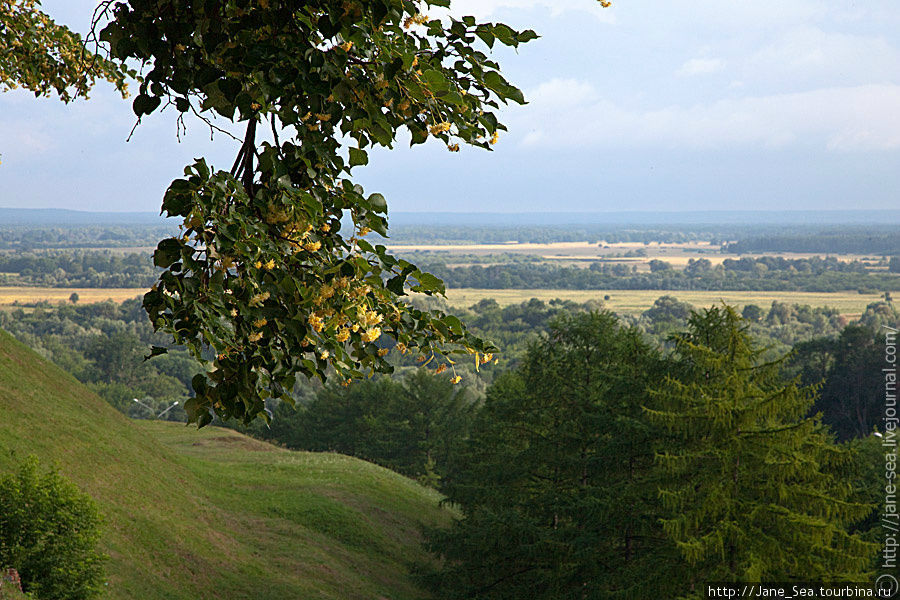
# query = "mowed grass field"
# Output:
<box><xmin>441</xmin><ymin>288</ymin><xmax>885</xmax><ymax>316</ymax></box>
<box><xmin>0</xmin><ymin>286</ymin><xmax>147</xmax><ymax>306</ymax></box>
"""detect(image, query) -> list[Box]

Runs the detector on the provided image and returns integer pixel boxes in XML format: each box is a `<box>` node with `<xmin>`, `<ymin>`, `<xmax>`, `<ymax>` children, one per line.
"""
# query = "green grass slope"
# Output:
<box><xmin>0</xmin><ymin>329</ymin><xmax>448</xmax><ymax>599</ymax></box>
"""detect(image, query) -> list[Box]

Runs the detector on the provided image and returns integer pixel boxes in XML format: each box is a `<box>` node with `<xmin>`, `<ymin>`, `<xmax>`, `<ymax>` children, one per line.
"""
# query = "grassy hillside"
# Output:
<box><xmin>0</xmin><ymin>329</ymin><xmax>448</xmax><ymax>599</ymax></box>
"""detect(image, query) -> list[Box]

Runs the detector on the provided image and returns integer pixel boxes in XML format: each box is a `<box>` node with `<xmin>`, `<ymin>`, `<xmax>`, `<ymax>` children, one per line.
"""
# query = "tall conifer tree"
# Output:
<box><xmin>646</xmin><ymin>307</ymin><xmax>876</xmax><ymax>596</ymax></box>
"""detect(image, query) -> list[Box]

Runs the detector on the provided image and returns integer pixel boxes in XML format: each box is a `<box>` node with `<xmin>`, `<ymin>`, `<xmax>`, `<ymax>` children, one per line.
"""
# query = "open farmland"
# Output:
<box><xmin>0</xmin><ymin>286</ymin><xmax>147</xmax><ymax>306</ymax></box>
<box><xmin>388</xmin><ymin>241</ymin><xmax>879</xmax><ymax>272</ymax></box>
<box><xmin>441</xmin><ymin>288</ymin><xmax>885</xmax><ymax>317</ymax></box>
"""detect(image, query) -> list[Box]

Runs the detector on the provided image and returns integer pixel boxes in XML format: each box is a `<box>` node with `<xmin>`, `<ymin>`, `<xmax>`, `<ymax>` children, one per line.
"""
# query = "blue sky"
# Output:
<box><xmin>1</xmin><ymin>0</ymin><xmax>899</xmax><ymax>214</ymax></box>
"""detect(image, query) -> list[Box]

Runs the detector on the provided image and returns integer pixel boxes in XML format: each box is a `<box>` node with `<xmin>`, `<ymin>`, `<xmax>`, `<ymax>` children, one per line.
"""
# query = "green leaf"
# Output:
<box><xmin>367</xmin><ymin>193</ymin><xmax>387</xmax><ymax>213</ymax></box>
<box><xmin>349</xmin><ymin>148</ymin><xmax>369</xmax><ymax>167</ymax></box>
<box><xmin>414</xmin><ymin>272</ymin><xmax>445</xmax><ymax>294</ymax></box>
<box><xmin>145</xmin><ymin>346</ymin><xmax>169</xmax><ymax>360</ymax></box>
<box><xmin>153</xmin><ymin>238</ymin><xmax>183</xmax><ymax>269</ymax></box>
<box><xmin>475</xmin><ymin>25</ymin><xmax>495</xmax><ymax>48</ymax></box>
<box><xmin>133</xmin><ymin>93</ymin><xmax>161</xmax><ymax>117</ymax></box>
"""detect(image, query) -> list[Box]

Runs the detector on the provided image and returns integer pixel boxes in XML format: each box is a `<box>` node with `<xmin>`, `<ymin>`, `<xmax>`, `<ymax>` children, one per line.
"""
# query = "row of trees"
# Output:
<box><xmin>422</xmin><ymin>260</ymin><xmax>899</xmax><ymax>293</ymax></box>
<box><xmin>4</xmin><ymin>293</ymin><xmax>874</xmax><ymax>428</ymax></box>
<box><xmin>726</xmin><ymin>230</ymin><xmax>900</xmax><ymax>255</ymax></box>
<box><xmin>3</xmin><ymin>246</ymin><xmax>894</xmax><ymax>291</ymax></box>
<box><xmin>0</xmin><ymin>251</ymin><xmax>158</xmax><ymax>288</ymax></box>
<box><xmin>422</xmin><ymin>309</ymin><xmax>880</xmax><ymax>598</ymax></box>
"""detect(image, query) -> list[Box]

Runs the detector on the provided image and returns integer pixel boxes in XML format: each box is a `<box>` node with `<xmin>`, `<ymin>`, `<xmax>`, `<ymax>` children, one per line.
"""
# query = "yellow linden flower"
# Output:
<box><xmin>429</xmin><ymin>122</ymin><xmax>451</xmax><ymax>136</ymax></box>
<box><xmin>320</xmin><ymin>223</ymin><xmax>331</xmax><ymax>232</ymax></box>
<box><xmin>248</xmin><ymin>332</ymin><xmax>263</xmax><ymax>343</ymax></box>
<box><xmin>361</xmin><ymin>310</ymin><xmax>384</xmax><ymax>328</ymax></box>
<box><xmin>450</xmin><ymin>375</ymin><xmax>462</xmax><ymax>385</ymax></box>
<box><xmin>253</xmin><ymin>260</ymin><xmax>263</xmax><ymax>269</ymax></box>
<box><xmin>230</xmin><ymin>308</ymin><xmax>238</xmax><ymax>317</ymax></box>
<box><xmin>435</xmin><ymin>363</ymin><xmax>447</xmax><ymax>374</ymax></box>
<box><xmin>361</xmin><ymin>327</ymin><xmax>381</xmax><ymax>343</ymax></box>
<box><xmin>319</xmin><ymin>350</ymin><xmax>330</xmax><ymax>360</ymax></box>
<box><xmin>249</xmin><ymin>291</ymin><xmax>270</xmax><ymax>307</ymax></box>
<box><xmin>308</xmin><ymin>314</ymin><xmax>325</xmax><ymax>332</ymax></box>
<box><xmin>340</xmin><ymin>41</ymin><xmax>353</xmax><ymax>51</ymax></box>
<box><xmin>263</xmin><ymin>259</ymin><xmax>276</xmax><ymax>270</ymax></box>
<box><xmin>416</xmin><ymin>355</ymin><xmax>427</xmax><ymax>363</ymax></box>
<box><xmin>315</xmin><ymin>113</ymin><xmax>332</xmax><ymax>122</ymax></box>
<box><xmin>303</xmin><ymin>241</ymin><xmax>322</xmax><ymax>252</ymax></box>
<box><xmin>396</xmin><ymin>342</ymin><xmax>408</xmax><ymax>354</ymax></box>
<box><xmin>253</xmin><ymin>318</ymin><xmax>267</xmax><ymax>328</ymax></box>
<box><xmin>377</xmin><ymin>348</ymin><xmax>389</xmax><ymax>357</ymax></box>
<box><xmin>336</xmin><ymin>329</ymin><xmax>350</xmax><ymax>342</ymax></box>
<box><xmin>447</xmin><ymin>143</ymin><xmax>460</xmax><ymax>152</ymax></box>
<box><xmin>490</xmin><ymin>131</ymin><xmax>499</xmax><ymax>145</ymax></box>
<box><xmin>357</xmin><ymin>227</ymin><xmax>372</xmax><ymax>237</ymax></box>
<box><xmin>341</xmin><ymin>379</ymin><xmax>352</xmax><ymax>388</ymax></box>
<box><xmin>481</xmin><ymin>353</ymin><xmax>494</xmax><ymax>364</ymax></box>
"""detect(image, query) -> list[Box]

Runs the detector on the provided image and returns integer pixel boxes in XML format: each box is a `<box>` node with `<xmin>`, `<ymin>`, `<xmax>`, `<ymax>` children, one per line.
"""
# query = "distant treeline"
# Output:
<box><xmin>2</xmin><ymin>249</ymin><xmax>898</xmax><ymax>292</ymax></box>
<box><xmin>0</xmin><ymin>225</ymin><xmax>176</xmax><ymax>250</ymax></box>
<box><xmin>381</xmin><ymin>225</ymin><xmax>732</xmax><ymax>244</ymax></box>
<box><xmin>726</xmin><ymin>229</ymin><xmax>900</xmax><ymax>255</ymax></box>
<box><xmin>0</xmin><ymin>250</ymin><xmax>159</xmax><ymax>287</ymax></box>
<box><xmin>423</xmin><ymin>256</ymin><xmax>900</xmax><ymax>293</ymax></box>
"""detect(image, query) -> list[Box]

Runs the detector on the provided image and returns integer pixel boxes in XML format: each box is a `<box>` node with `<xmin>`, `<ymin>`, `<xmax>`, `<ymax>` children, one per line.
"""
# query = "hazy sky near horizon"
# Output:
<box><xmin>1</xmin><ymin>0</ymin><xmax>899</xmax><ymax>214</ymax></box>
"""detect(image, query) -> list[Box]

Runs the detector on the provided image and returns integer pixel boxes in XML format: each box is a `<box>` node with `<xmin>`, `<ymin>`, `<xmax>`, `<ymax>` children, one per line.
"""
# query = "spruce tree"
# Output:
<box><xmin>646</xmin><ymin>307</ymin><xmax>876</xmax><ymax>596</ymax></box>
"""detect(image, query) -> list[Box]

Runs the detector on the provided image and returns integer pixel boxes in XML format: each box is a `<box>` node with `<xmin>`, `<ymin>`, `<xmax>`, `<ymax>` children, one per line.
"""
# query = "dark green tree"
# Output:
<box><xmin>646</xmin><ymin>307</ymin><xmax>876</xmax><ymax>596</ymax></box>
<box><xmin>425</xmin><ymin>311</ymin><xmax>678</xmax><ymax>599</ymax></box>
<box><xmin>255</xmin><ymin>368</ymin><xmax>474</xmax><ymax>482</ymax></box>
<box><xmin>792</xmin><ymin>325</ymin><xmax>886</xmax><ymax>440</ymax></box>
<box><xmin>0</xmin><ymin>457</ymin><xmax>106</xmax><ymax>600</ymax></box>
<box><xmin>741</xmin><ymin>303</ymin><xmax>763</xmax><ymax>322</ymax></box>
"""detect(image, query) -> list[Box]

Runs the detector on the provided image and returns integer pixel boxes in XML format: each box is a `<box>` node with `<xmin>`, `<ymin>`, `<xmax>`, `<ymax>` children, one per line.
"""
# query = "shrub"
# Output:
<box><xmin>0</xmin><ymin>457</ymin><xmax>105</xmax><ymax>600</ymax></box>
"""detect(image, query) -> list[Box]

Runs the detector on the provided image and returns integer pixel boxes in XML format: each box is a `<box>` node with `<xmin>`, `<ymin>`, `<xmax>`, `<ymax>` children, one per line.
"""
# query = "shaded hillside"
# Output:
<box><xmin>0</xmin><ymin>329</ymin><xmax>446</xmax><ymax>599</ymax></box>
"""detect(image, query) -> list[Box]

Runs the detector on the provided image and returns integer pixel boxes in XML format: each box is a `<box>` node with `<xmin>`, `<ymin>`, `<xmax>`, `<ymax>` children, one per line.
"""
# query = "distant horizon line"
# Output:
<box><xmin>3</xmin><ymin>207</ymin><xmax>900</xmax><ymax>226</ymax></box>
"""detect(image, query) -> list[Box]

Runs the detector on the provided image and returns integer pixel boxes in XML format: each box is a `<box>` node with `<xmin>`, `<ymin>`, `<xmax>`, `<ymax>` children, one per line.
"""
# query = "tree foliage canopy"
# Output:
<box><xmin>0</xmin><ymin>457</ymin><xmax>106</xmax><ymax>600</ymax></box>
<box><xmin>425</xmin><ymin>311</ymin><xmax>679</xmax><ymax>599</ymax></box>
<box><xmin>647</xmin><ymin>307</ymin><xmax>876</xmax><ymax>591</ymax></box>
<box><xmin>92</xmin><ymin>0</ymin><xmax>540</xmax><ymax>425</ymax></box>
<box><xmin>0</xmin><ymin>0</ymin><xmax>128</xmax><ymax>101</ymax></box>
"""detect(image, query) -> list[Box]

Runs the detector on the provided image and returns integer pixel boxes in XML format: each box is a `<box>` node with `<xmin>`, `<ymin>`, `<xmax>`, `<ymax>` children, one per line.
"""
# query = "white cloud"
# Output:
<box><xmin>516</xmin><ymin>79</ymin><xmax>900</xmax><ymax>151</ymax></box>
<box><xmin>746</xmin><ymin>27</ymin><xmax>900</xmax><ymax>85</ymax></box>
<box><xmin>677</xmin><ymin>58</ymin><xmax>726</xmax><ymax>77</ymax></box>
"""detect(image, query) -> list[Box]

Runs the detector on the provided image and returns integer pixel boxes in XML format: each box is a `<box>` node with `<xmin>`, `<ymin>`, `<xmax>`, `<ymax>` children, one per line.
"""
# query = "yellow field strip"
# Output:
<box><xmin>0</xmin><ymin>286</ymin><xmax>884</xmax><ymax>318</ymax></box>
<box><xmin>0</xmin><ymin>287</ymin><xmax>148</xmax><ymax>306</ymax></box>
<box><xmin>442</xmin><ymin>288</ymin><xmax>885</xmax><ymax>315</ymax></box>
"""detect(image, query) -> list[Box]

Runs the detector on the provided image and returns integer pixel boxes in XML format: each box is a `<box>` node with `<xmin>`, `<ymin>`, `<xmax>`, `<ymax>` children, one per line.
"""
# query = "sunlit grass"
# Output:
<box><xmin>0</xmin><ymin>330</ymin><xmax>447</xmax><ymax>599</ymax></box>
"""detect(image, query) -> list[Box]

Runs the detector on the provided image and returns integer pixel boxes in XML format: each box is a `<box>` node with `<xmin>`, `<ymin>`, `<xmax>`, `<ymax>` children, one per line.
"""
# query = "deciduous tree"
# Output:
<box><xmin>93</xmin><ymin>0</ymin><xmax>542</xmax><ymax>425</ymax></box>
<box><xmin>0</xmin><ymin>0</ymin><xmax>128</xmax><ymax>101</ymax></box>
